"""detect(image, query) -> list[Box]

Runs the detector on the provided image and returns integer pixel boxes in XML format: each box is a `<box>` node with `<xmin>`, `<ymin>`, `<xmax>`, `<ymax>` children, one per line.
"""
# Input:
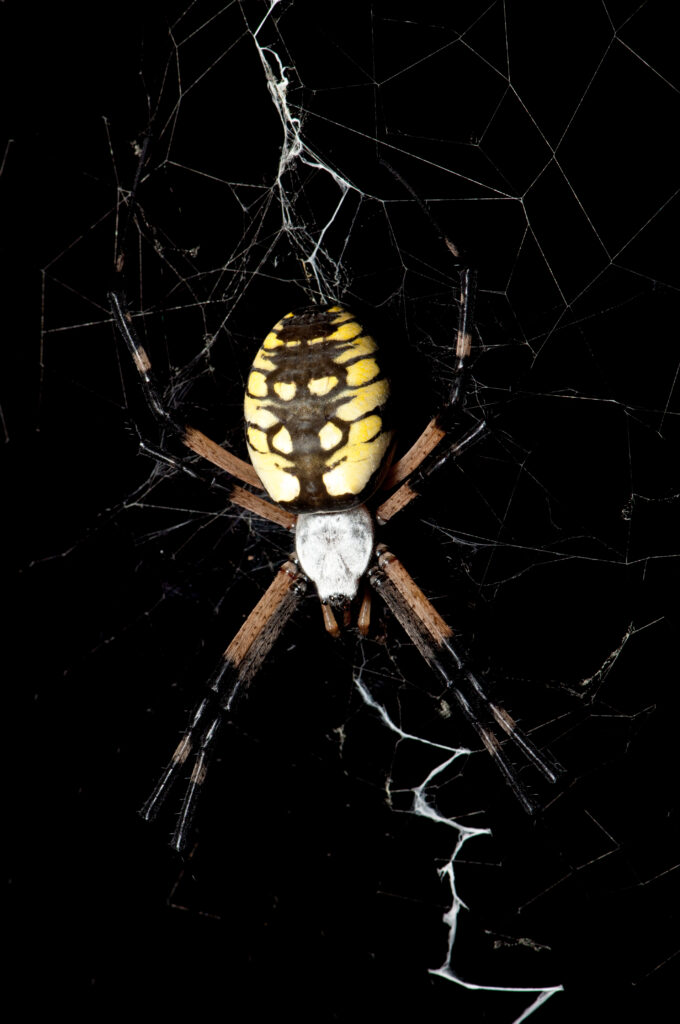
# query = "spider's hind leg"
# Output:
<box><xmin>109</xmin><ymin>292</ymin><xmax>295</xmax><ymax>530</ymax></box>
<box><xmin>382</xmin><ymin>265</ymin><xmax>478</xmax><ymax>488</ymax></box>
<box><xmin>376</xmin><ymin>261</ymin><xmax>488</xmax><ymax>524</ymax></box>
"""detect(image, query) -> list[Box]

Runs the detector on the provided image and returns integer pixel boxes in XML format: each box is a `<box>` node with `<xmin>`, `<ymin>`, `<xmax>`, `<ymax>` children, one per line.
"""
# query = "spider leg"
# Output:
<box><xmin>139</xmin><ymin>438</ymin><xmax>295</xmax><ymax>528</ymax></box>
<box><xmin>109</xmin><ymin>293</ymin><xmax>293</xmax><ymax>528</ymax></box>
<box><xmin>376</xmin><ymin>417</ymin><xmax>486</xmax><ymax>524</ymax></box>
<box><xmin>140</xmin><ymin>559</ymin><xmax>307</xmax><ymax>852</ymax></box>
<box><xmin>378</xmin><ymin>159</ymin><xmax>486</xmax><ymax>512</ymax></box>
<box><xmin>368</xmin><ymin>545</ymin><xmax>564</xmax><ymax>813</ymax></box>
<box><xmin>384</xmin><ymin>264</ymin><xmax>477</xmax><ymax>487</ymax></box>
<box><xmin>375</xmin><ymin>260</ymin><xmax>487</xmax><ymax>523</ymax></box>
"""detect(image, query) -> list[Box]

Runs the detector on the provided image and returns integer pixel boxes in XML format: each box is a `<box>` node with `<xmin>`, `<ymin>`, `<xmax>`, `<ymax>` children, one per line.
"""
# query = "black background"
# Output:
<box><xmin>3</xmin><ymin>1</ymin><xmax>678</xmax><ymax>1019</ymax></box>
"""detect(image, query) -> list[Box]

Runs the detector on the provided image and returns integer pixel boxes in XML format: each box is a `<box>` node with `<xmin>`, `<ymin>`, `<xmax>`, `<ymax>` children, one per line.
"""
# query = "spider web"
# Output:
<box><xmin>4</xmin><ymin>1</ymin><xmax>678</xmax><ymax>1019</ymax></box>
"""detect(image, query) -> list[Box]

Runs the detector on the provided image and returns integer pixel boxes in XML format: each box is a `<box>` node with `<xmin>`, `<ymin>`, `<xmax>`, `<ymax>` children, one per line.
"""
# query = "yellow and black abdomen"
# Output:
<box><xmin>244</xmin><ymin>304</ymin><xmax>394</xmax><ymax>513</ymax></box>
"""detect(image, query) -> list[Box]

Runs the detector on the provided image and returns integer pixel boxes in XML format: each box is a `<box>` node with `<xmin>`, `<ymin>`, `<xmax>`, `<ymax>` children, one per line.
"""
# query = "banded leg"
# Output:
<box><xmin>141</xmin><ymin>559</ymin><xmax>307</xmax><ymax>851</ymax></box>
<box><xmin>377</xmin><ymin>162</ymin><xmax>487</xmax><ymax>521</ymax></box>
<box><xmin>369</xmin><ymin>546</ymin><xmax>563</xmax><ymax>813</ymax></box>
<box><xmin>379</xmin><ymin>157</ymin><xmax>481</xmax><ymax>504</ymax></box>
<box><xmin>109</xmin><ymin>292</ymin><xmax>294</xmax><ymax>530</ymax></box>
<box><xmin>376</xmin><ymin>417</ymin><xmax>486</xmax><ymax>524</ymax></box>
<box><xmin>384</xmin><ymin>265</ymin><xmax>477</xmax><ymax>487</ymax></box>
<box><xmin>375</xmin><ymin>262</ymin><xmax>487</xmax><ymax>523</ymax></box>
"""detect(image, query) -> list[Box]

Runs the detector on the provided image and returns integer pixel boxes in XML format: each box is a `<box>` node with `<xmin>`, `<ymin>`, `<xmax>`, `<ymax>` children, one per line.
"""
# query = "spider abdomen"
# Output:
<box><xmin>244</xmin><ymin>304</ymin><xmax>394</xmax><ymax>513</ymax></box>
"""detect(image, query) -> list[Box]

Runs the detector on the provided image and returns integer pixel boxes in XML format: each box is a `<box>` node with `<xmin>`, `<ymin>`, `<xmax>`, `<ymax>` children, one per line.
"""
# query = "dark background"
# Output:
<box><xmin>3</xmin><ymin>1</ymin><xmax>678</xmax><ymax>1019</ymax></box>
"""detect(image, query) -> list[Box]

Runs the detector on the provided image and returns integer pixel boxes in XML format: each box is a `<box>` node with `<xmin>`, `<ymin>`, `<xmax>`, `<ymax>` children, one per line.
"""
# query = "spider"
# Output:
<box><xmin>110</xmin><ymin>258</ymin><xmax>563</xmax><ymax>852</ymax></box>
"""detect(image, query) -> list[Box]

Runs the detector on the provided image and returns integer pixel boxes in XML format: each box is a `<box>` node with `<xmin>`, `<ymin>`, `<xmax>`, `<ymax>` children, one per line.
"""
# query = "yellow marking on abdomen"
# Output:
<box><xmin>346</xmin><ymin>358</ymin><xmax>380</xmax><ymax>387</ymax></box>
<box><xmin>328</xmin><ymin>320</ymin><xmax>362</xmax><ymax>341</ymax></box>
<box><xmin>348</xmin><ymin>415</ymin><xmax>382</xmax><ymax>445</ymax></box>
<box><xmin>308</xmin><ymin>375</ymin><xmax>338</xmax><ymax>395</ymax></box>
<box><xmin>319</xmin><ymin>422</ymin><xmax>343</xmax><ymax>450</ymax></box>
<box><xmin>245</xmin><ymin>443</ymin><xmax>299</xmax><ymax>503</ymax></box>
<box><xmin>247</xmin><ymin>426</ymin><xmax>269</xmax><ymax>452</ymax></box>
<box><xmin>247</xmin><ymin>371</ymin><xmax>268</xmax><ymax>397</ymax></box>
<box><xmin>253</xmin><ymin>351</ymin><xmax>276</xmax><ymax>371</ymax></box>
<box><xmin>272</xmin><ymin>426</ymin><xmax>293</xmax><ymax>454</ymax></box>
<box><xmin>244</xmin><ymin>304</ymin><xmax>393</xmax><ymax>511</ymax></box>
<box><xmin>334</xmin><ymin>336</ymin><xmax>378</xmax><ymax>362</ymax></box>
<box><xmin>335</xmin><ymin>379</ymin><xmax>390</xmax><ymax>421</ymax></box>
<box><xmin>323</xmin><ymin>431</ymin><xmax>393</xmax><ymax>497</ymax></box>
<box><xmin>244</xmin><ymin>395</ymin><xmax>277</xmax><ymax>429</ymax></box>
<box><xmin>274</xmin><ymin>381</ymin><xmax>297</xmax><ymax>400</ymax></box>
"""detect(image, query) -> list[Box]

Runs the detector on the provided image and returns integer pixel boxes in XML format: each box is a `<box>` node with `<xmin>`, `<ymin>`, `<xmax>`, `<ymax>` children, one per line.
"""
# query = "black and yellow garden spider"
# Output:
<box><xmin>110</xmin><ymin>260</ymin><xmax>563</xmax><ymax>853</ymax></box>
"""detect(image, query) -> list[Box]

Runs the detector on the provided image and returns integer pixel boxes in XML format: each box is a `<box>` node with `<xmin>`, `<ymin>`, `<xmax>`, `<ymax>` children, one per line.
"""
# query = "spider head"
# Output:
<box><xmin>295</xmin><ymin>505</ymin><xmax>374</xmax><ymax>604</ymax></box>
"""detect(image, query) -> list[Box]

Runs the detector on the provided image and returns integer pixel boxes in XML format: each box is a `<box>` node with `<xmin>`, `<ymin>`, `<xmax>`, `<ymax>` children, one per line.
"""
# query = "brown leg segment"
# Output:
<box><xmin>357</xmin><ymin>587</ymin><xmax>372</xmax><ymax>636</ymax></box>
<box><xmin>110</xmin><ymin>292</ymin><xmax>294</xmax><ymax>530</ymax></box>
<box><xmin>376</xmin><ymin>419</ymin><xmax>486</xmax><ymax>524</ymax></box>
<box><xmin>140</xmin><ymin>560</ymin><xmax>307</xmax><ymax>851</ymax></box>
<box><xmin>368</xmin><ymin>545</ymin><xmax>564</xmax><ymax>812</ymax></box>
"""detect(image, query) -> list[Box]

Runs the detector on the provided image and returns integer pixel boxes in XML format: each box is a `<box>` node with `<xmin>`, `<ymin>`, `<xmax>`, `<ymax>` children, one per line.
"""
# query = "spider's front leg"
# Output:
<box><xmin>368</xmin><ymin>545</ymin><xmax>564</xmax><ymax>813</ymax></box>
<box><xmin>141</xmin><ymin>559</ymin><xmax>307</xmax><ymax>852</ymax></box>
